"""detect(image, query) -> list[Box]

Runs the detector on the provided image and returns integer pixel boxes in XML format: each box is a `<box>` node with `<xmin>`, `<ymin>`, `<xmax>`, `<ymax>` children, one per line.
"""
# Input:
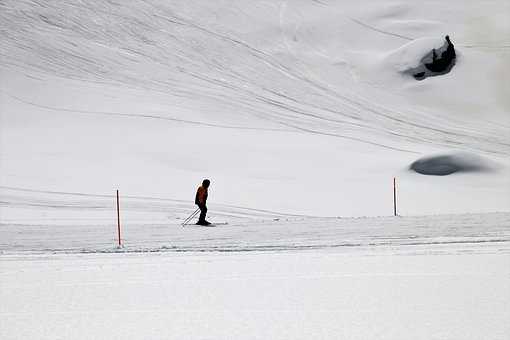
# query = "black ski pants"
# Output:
<box><xmin>197</xmin><ymin>203</ymin><xmax>207</xmax><ymax>222</ymax></box>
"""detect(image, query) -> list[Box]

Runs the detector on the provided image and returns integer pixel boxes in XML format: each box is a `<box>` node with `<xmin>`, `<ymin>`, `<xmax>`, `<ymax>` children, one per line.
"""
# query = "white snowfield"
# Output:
<box><xmin>1</xmin><ymin>0</ymin><xmax>509</xmax><ymax>216</ymax></box>
<box><xmin>1</xmin><ymin>210</ymin><xmax>510</xmax><ymax>340</ymax></box>
<box><xmin>1</xmin><ymin>0</ymin><xmax>510</xmax><ymax>339</ymax></box>
<box><xmin>1</xmin><ymin>213</ymin><xmax>510</xmax><ymax>340</ymax></box>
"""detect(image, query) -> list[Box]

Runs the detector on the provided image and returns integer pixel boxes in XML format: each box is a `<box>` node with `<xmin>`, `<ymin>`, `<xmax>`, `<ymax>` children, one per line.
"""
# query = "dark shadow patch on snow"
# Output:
<box><xmin>409</xmin><ymin>153</ymin><xmax>492</xmax><ymax>176</ymax></box>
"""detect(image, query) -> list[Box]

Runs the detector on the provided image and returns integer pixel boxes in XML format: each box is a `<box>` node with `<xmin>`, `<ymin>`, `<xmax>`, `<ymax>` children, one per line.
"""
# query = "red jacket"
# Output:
<box><xmin>195</xmin><ymin>186</ymin><xmax>208</xmax><ymax>205</ymax></box>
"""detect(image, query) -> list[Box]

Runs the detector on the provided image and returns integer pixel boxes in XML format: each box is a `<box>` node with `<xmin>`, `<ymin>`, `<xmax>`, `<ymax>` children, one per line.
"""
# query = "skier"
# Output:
<box><xmin>195</xmin><ymin>179</ymin><xmax>211</xmax><ymax>225</ymax></box>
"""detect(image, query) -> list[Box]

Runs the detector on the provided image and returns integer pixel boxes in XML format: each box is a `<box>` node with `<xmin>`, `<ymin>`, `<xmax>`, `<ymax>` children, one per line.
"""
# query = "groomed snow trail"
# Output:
<box><xmin>2</xmin><ymin>211</ymin><xmax>509</xmax><ymax>255</ymax></box>
<box><xmin>2</xmin><ymin>212</ymin><xmax>510</xmax><ymax>340</ymax></box>
<box><xmin>1</xmin><ymin>242</ymin><xmax>509</xmax><ymax>340</ymax></box>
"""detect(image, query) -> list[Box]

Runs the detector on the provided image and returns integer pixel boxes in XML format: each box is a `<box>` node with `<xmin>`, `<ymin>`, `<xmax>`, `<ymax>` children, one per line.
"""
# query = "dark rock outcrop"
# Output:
<box><xmin>410</xmin><ymin>35</ymin><xmax>456</xmax><ymax>80</ymax></box>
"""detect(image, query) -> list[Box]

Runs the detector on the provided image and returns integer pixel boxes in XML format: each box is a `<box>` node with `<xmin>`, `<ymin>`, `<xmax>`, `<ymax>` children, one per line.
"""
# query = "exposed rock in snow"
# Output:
<box><xmin>384</xmin><ymin>36</ymin><xmax>457</xmax><ymax>80</ymax></box>
<box><xmin>411</xmin><ymin>35</ymin><xmax>457</xmax><ymax>80</ymax></box>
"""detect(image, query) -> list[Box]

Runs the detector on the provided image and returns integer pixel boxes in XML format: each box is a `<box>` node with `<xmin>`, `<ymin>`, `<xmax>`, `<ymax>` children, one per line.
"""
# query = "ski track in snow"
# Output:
<box><xmin>349</xmin><ymin>17</ymin><xmax>414</xmax><ymax>41</ymax></box>
<box><xmin>3</xmin><ymin>91</ymin><xmax>293</xmax><ymax>132</ymax></box>
<box><xmin>2</xmin><ymin>213</ymin><xmax>509</xmax><ymax>255</ymax></box>
<box><xmin>1</xmin><ymin>1</ymin><xmax>509</xmax><ymax>221</ymax></box>
<box><xmin>1</xmin><ymin>0</ymin><xmax>509</xmax><ymax>156</ymax></box>
<box><xmin>1</xmin><ymin>182</ymin><xmax>509</xmax><ymax>255</ymax></box>
<box><xmin>1</xmin><ymin>3</ymin><xmax>509</xmax><ymax>339</ymax></box>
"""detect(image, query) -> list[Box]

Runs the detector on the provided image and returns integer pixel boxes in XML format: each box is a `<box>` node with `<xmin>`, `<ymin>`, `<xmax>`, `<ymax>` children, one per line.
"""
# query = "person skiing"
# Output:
<box><xmin>195</xmin><ymin>179</ymin><xmax>211</xmax><ymax>225</ymax></box>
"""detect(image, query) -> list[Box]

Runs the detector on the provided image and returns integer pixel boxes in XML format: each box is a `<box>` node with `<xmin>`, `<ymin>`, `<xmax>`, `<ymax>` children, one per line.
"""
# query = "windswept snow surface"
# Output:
<box><xmin>1</xmin><ymin>213</ymin><xmax>510</xmax><ymax>340</ymax></box>
<box><xmin>2</xmin><ymin>208</ymin><xmax>510</xmax><ymax>255</ymax></box>
<box><xmin>1</xmin><ymin>0</ymin><xmax>509</xmax><ymax>216</ymax></box>
<box><xmin>1</xmin><ymin>1</ymin><xmax>510</xmax><ymax>339</ymax></box>
<box><xmin>2</xmin><ymin>252</ymin><xmax>509</xmax><ymax>340</ymax></box>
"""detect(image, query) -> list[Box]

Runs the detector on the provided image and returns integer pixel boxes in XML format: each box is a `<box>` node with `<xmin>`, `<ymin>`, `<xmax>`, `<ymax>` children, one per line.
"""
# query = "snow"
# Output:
<box><xmin>1</xmin><ymin>212</ymin><xmax>510</xmax><ymax>339</ymax></box>
<box><xmin>1</xmin><ymin>0</ymin><xmax>510</xmax><ymax>339</ymax></box>
<box><xmin>2</xmin><ymin>207</ymin><xmax>510</xmax><ymax>255</ymax></box>
<box><xmin>2</xmin><ymin>239</ymin><xmax>510</xmax><ymax>339</ymax></box>
<box><xmin>1</xmin><ymin>0</ymin><xmax>509</xmax><ymax>217</ymax></box>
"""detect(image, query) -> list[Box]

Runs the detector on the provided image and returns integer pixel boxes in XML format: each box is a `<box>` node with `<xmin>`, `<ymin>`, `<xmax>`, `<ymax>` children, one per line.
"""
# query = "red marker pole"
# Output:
<box><xmin>393</xmin><ymin>177</ymin><xmax>397</xmax><ymax>216</ymax></box>
<box><xmin>116</xmin><ymin>190</ymin><xmax>122</xmax><ymax>247</ymax></box>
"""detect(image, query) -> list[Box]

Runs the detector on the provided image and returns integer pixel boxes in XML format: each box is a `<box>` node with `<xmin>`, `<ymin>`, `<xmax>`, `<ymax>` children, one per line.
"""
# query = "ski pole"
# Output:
<box><xmin>182</xmin><ymin>208</ymin><xmax>200</xmax><ymax>226</ymax></box>
<box><xmin>183</xmin><ymin>208</ymin><xmax>200</xmax><ymax>226</ymax></box>
<box><xmin>181</xmin><ymin>210</ymin><xmax>195</xmax><ymax>226</ymax></box>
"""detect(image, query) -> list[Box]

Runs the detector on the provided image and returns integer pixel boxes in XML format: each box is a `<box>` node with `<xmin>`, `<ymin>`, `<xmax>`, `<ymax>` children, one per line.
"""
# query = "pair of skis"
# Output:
<box><xmin>180</xmin><ymin>208</ymin><xmax>227</xmax><ymax>227</ymax></box>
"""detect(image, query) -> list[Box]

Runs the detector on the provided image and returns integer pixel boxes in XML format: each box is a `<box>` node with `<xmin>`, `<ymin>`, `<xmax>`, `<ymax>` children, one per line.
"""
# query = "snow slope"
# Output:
<box><xmin>1</xmin><ymin>213</ymin><xmax>509</xmax><ymax>340</ymax></box>
<box><xmin>1</xmin><ymin>3</ymin><xmax>510</xmax><ymax>339</ymax></box>
<box><xmin>1</xmin><ymin>0</ymin><xmax>509</xmax><ymax>217</ymax></box>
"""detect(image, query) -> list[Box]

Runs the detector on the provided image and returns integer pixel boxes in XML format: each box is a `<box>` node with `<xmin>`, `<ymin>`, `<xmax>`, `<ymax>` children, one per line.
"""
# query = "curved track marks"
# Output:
<box><xmin>1</xmin><ymin>0</ymin><xmax>509</xmax><ymax>156</ymax></box>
